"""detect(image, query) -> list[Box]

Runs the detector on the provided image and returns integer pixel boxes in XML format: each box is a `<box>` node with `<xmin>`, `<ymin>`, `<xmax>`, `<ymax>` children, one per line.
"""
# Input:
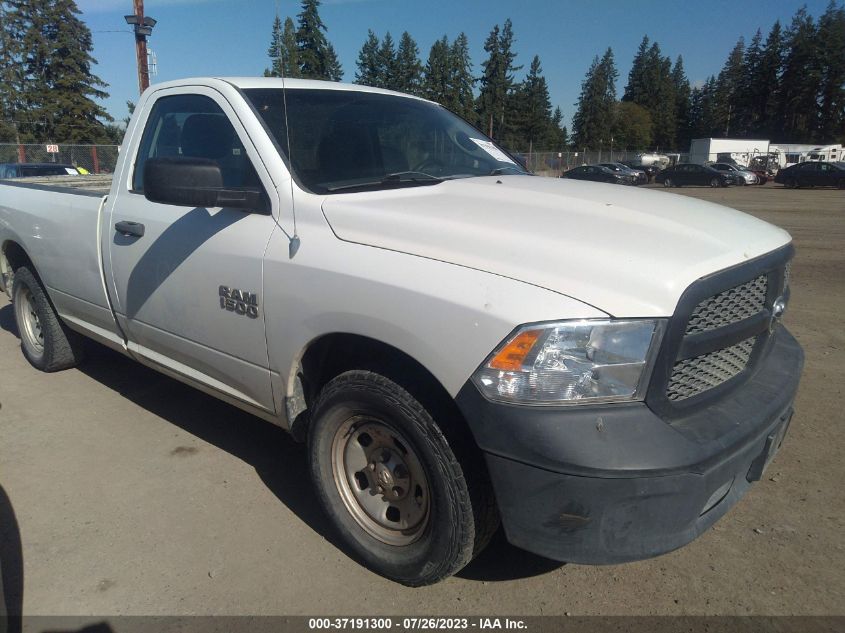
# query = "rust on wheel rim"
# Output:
<box><xmin>331</xmin><ymin>415</ymin><xmax>430</xmax><ymax>546</ymax></box>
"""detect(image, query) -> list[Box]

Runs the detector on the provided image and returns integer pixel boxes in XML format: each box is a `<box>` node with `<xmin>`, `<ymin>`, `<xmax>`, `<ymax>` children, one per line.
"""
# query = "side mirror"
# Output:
<box><xmin>143</xmin><ymin>157</ymin><xmax>265</xmax><ymax>211</ymax></box>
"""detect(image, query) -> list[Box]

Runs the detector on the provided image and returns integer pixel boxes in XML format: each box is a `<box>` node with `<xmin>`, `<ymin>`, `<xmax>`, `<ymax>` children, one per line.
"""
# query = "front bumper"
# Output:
<box><xmin>455</xmin><ymin>326</ymin><xmax>804</xmax><ymax>564</ymax></box>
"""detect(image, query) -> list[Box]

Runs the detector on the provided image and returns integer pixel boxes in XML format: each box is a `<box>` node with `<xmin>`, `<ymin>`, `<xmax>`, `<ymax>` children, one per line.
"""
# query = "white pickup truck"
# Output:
<box><xmin>0</xmin><ymin>77</ymin><xmax>803</xmax><ymax>586</ymax></box>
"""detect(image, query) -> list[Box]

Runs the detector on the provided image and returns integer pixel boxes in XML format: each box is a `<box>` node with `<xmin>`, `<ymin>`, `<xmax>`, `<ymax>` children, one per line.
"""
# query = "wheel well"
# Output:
<box><xmin>292</xmin><ymin>334</ymin><xmax>479</xmax><ymax>456</ymax></box>
<box><xmin>0</xmin><ymin>241</ymin><xmax>35</xmax><ymax>298</ymax></box>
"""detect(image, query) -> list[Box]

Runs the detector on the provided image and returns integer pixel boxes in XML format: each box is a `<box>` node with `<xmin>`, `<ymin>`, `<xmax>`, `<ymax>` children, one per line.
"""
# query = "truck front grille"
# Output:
<box><xmin>685</xmin><ymin>275</ymin><xmax>767</xmax><ymax>334</ymax></box>
<box><xmin>666</xmin><ymin>337</ymin><xmax>756</xmax><ymax>401</ymax></box>
<box><xmin>647</xmin><ymin>245</ymin><xmax>793</xmax><ymax>413</ymax></box>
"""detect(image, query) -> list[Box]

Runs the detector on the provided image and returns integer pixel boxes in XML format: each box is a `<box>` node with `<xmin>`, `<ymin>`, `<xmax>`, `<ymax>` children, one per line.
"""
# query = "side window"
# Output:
<box><xmin>132</xmin><ymin>93</ymin><xmax>261</xmax><ymax>192</ymax></box>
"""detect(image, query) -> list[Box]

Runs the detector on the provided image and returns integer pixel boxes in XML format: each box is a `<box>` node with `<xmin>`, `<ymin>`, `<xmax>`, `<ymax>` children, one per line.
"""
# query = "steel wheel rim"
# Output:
<box><xmin>16</xmin><ymin>287</ymin><xmax>44</xmax><ymax>359</ymax></box>
<box><xmin>331</xmin><ymin>415</ymin><xmax>430</xmax><ymax>546</ymax></box>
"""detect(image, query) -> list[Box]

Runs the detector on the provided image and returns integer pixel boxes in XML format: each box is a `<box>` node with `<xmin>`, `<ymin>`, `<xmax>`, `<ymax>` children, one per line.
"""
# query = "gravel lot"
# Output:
<box><xmin>1</xmin><ymin>182</ymin><xmax>842</xmax><ymax>617</ymax></box>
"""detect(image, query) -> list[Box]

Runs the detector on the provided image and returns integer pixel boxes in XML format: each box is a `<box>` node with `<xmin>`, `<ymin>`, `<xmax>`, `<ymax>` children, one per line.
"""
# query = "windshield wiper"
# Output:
<box><xmin>383</xmin><ymin>171</ymin><xmax>443</xmax><ymax>182</ymax></box>
<box><xmin>489</xmin><ymin>165</ymin><xmax>529</xmax><ymax>176</ymax></box>
<box><xmin>325</xmin><ymin>171</ymin><xmax>444</xmax><ymax>193</ymax></box>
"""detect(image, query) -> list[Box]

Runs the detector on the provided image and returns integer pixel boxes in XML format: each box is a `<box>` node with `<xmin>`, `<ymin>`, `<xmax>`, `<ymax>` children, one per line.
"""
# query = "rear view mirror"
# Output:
<box><xmin>143</xmin><ymin>157</ymin><xmax>266</xmax><ymax>211</ymax></box>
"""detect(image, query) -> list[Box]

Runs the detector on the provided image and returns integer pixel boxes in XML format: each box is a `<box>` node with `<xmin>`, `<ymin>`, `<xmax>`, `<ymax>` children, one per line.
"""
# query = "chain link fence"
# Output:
<box><xmin>520</xmin><ymin>149</ymin><xmax>687</xmax><ymax>177</ymax></box>
<box><xmin>0</xmin><ymin>144</ymin><xmax>120</xmax><ymax>174</ymax></box>
<box><xmin>0</xmin><ymin>143</ymin><xmax>696</xmax><ymax>180</ymax></box>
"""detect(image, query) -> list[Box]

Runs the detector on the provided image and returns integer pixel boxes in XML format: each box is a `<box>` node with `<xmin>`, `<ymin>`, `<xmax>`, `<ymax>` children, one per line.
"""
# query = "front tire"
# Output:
<box><xmin>12</xmin><ymin>266</ymin><xmax>84</xmax><ymax>372</ymax></box>
<box><xmin>308</xmin><ymin>370</ymin><xmax>496</xmax><ymax>586</ymax></box>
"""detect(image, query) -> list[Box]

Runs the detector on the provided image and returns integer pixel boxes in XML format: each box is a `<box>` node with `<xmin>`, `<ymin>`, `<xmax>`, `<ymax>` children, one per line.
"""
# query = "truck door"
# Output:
<box><xmin>106</xmin><ymin>89</ymin><xmax>277</xmax><ymax>414</ymax></box>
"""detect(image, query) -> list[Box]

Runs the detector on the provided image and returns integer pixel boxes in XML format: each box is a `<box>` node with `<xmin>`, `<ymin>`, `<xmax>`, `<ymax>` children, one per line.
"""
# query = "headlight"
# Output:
<box><xmin>472</xmin><ymin>319</ymin><xmax>666</xmax><ymax>405</ymax></box>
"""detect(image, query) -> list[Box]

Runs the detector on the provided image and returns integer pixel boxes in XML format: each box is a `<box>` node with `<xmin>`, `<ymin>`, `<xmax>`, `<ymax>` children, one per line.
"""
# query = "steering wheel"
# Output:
<box><xmin>413</xmin><ymin>157</ymin><xmax>445</xmax><ymax>175</ymax></box>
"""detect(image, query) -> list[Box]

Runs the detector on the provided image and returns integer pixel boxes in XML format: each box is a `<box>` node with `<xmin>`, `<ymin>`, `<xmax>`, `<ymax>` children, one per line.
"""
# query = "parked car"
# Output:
<box><xmin>0</xmin><ymin>163</ymin><xmax>79</xmax><ymax>178</ymax></box>
<box><xmin>710</xmin><ymin>163</ymin><xmax>759</xmax><ymax>185</ymax></box>
<box><xmin>562</xmin><ymin>164</ymin><xmax>634</xmax><ymax>185</ymax></box>
<box><xmin>655</xmin><ymin>163</ymin><xmax>735</xmax><ymax>187</ymax></box>
<box><xmin>774</xmin><ymin>161</ymin><xmax>845</xmax><ymax>189</ymax></box>
<box><xmin>599</xmin><ymin>162</ymin><xmax>648</xmax><ymax>185</ymax></box>
<box><xmin>0</xmin><ymin>76</ymin><xmax>803</xmax><ymax>587</ymax></box>
<box><xmin>620</xmin><ymin>160</ymin><xmax>661</xmax><ymax>182</ymax></box>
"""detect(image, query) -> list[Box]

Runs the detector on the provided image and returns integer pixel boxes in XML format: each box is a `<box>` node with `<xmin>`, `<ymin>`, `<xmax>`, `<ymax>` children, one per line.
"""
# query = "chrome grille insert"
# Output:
<box><xmin>685</xmin><ymin>275</ymin><xmax>768</xmax><ymax>335</ymax></box>
<box><xmin>666</xmin><ymin>337</ymin><xmax>755</xmax><ymax>401</ymax></box>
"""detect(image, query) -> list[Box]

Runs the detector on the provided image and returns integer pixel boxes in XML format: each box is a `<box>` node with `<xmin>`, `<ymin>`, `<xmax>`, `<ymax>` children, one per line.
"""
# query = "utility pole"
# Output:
<box><xmin>125</xmin><ymin>1</ymin><xmax>156</xmax><ymax>95</ymax></box>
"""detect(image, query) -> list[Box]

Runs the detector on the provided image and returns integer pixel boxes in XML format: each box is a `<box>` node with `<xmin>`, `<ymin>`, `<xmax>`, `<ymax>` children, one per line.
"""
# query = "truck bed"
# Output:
<box><xmin>0</xmin><ymin>174</ymin><xmax>113</xmax><ymax>196</ymax></box>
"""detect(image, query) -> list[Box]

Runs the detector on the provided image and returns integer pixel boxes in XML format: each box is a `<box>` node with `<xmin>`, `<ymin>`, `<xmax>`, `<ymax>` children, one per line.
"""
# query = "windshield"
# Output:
<box><xmin>244</xmin><ymin>88</ymin><xmax>527</xmax><ymax>194</ymax></box>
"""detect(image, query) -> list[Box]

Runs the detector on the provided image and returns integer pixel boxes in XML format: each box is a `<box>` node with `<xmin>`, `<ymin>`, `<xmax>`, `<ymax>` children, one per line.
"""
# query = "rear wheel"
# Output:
<box><xmin>308</xmin><ymin>370</ymin><xmax>497</xmax><ymax>586</ymax></box>
<box><xmin>663</xmin><ymin>178</ymin><xmax>673</xmax><ymax>188</ymax></box>
<box><xmin>710</xmin><ymin>177</ymin><xmax>722</xmax><ymax>188</ymax></box>
<box><xmin>837</xmin><ymin>178</ymin><xmax>845</xmax><ymax>190</ymax></box>
<box><xmin>12</xmin><ymin>266</ymin><xmax>84</xmax><ymax>371</ymax></box>
<box><xmin>786</xmin><ymin>177</ymin><xmax>799</xmax><ymax>189</ymax></box>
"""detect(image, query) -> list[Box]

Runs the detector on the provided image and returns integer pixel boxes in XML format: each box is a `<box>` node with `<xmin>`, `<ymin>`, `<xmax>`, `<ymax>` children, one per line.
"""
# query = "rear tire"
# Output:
<box><xmin>12</xmin><ymin>266</ymin><xmax>84</xmax><ymax>372</ymax></box>
<box><xmin>786</xmin><ymin>177</ymin><xmax>799</xmax><ymax>189</ymax></box>
<box><xmin>663</xmin><ymin>178</ymin><xmax>673</xmax><ymax>188</ymax></box>
<box><xmin>710</xmin><ymin>177</ymin><xmax>721</xmax><ymax>188</ymax></box>
<box><xmin>308</xmin><ymin>370</ymin><xmax>497</xmax><ymax>586</ymax></box>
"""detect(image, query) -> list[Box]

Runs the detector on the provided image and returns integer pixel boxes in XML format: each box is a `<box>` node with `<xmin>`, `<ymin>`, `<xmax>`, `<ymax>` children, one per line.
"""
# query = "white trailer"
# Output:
<box><xmin>688</xmin><ymin>138</ymin><xmax>771</xmax><ymax>168</ymax></box>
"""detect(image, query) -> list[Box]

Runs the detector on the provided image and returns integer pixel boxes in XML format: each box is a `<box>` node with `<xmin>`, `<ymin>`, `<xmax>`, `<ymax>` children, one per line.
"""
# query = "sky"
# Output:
<box><xmin>76</xmin><ymin>0</ymin><xmax>834</xmax><ymax>127</ymax></box>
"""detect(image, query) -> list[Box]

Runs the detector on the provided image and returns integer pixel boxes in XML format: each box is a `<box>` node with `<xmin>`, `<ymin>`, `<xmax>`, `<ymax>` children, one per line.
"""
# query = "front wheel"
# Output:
<box><xmin>308</xmin><ymin>370</ymin><xmax>497</xmax><ymax>586</ymax></box>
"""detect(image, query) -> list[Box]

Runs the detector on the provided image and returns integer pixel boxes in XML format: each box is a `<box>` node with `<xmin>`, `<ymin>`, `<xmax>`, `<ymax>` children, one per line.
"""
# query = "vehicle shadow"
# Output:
<box><xmin>457</xmin><ymin>529</ymin><xmax>565</xmax><ymax>582</ymax></box>
<box><xmin>76</xmin><ymin>343</ymin><xmax>343</xmax><ymax>549</ymax></box>
<box><xmin>0</xmin><ymin>304</ymin><xmax>18</xmax><ymax>337</ymax></box>
<box><xmin>0</xmin><ymin>483</ymin><xmax>23</xmax><ymax>633</ymax></box>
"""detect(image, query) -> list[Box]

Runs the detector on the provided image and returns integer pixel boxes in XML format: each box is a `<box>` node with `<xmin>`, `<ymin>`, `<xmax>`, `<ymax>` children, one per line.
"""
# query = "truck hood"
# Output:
<box><xmin>320</xmin><ymin>176</ymin><xmax>791</xmax><ymax>317</ymax></box>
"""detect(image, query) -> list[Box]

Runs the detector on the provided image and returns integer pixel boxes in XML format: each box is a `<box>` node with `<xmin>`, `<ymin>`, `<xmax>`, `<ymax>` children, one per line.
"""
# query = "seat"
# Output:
<box><xmin>317</xmin><ymin>126</ymin><xmax>380</xmax><ymax>183</ymax></box>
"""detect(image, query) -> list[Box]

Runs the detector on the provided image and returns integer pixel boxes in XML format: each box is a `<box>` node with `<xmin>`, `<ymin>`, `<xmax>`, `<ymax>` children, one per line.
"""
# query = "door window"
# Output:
<box><xmin>132</xmin><ymin>94</ymin><xmax>261</xmax><ymax>192</ymax></box>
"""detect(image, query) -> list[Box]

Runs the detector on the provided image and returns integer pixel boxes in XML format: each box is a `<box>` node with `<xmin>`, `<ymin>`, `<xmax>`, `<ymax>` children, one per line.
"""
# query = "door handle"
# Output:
<box><xmin>115</xmin><ymin>220</ymin><xmax>145</xmax><ymax>238</ymax></box>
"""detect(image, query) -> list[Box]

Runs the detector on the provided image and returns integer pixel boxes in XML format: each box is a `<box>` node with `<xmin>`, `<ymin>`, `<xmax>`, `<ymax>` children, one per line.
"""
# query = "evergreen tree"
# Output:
<box><xmin>512</xmin><ymin>55</ymin><xmax>554</xmax><ymax>152</ymax></box>
<box><xmin>0</xmin><ymin>1</ymin><xmax>23</xmax><ymax>142</ymax></box>
<box><xmin>739</xmin><ymin>29</ymin><xmax>765</xmax><ymax>134</ymax></box>
<box><xmin>777</xmin><ymin>6</ymin><xmax>821</xmax><ymax>141</ymax></box>
<box><xmin>377</xmin><ymin>32</ymin><xmax>398</xmax><ymax>89</ymax></box>
<box><xmin>395</xmin><ymin>31</ymin><xmax>423</xmax><ymax>95</ymax></box>
<box><xmin>623</xmin><ymin>36</ymin><xmax>650</xmax><ymax>104</ymax></box>
<box><xmin>281</xmin><ymin>17</ymin><xmax>300</xmax><ymax>78</ymax></box>
<box><xmin>714</xmin><ymin>38</ymin><xmax>746</xmax><ymax>136</ymax></box>
<box><xmin>623</xmin><ymin>38</ymin><xmax>676</xmax><ymax>148</ymax></box>
<box><xmin>265</xmin><ymin>14</ymin><xmax>283</xmax><ymax>77</ymax></box>
<box><xmin>10</xmin><ymin>0</ymin><xmax>111</xmax><ymax>143</ymax></box>
<box><xmin>571</xmin><ymin>48</ymin><xmax>617</xmax><ymax>149</ymax></box>
<box><xmin>265</xmin><ymin>15</ymin><xmax>299</xmax><ymax>78</ymax></box>
<box><xmin>422</xmin><ymin>35</ymin><xmax>450</xmax><ymax>105</ymax></box>
<box><xmin>355</xmin><ymin>30</ymin><xmax>381</xmax><ymax>86</ymax></box>
<box><xmin>816</xmin><ymin>1</ymin><xmax>845</xmax><ymax>142</ymax></box>
<box><xmin>672</xmin><ymin>56</ymin><xmax>692</xmax><ymax>149</ymax></box>
<box><xmin>755</xmin><ymin>21</ymin><xmax>785</xmax><ymax>138</ymax></box>
<box><xmin>688</xmin><ymin>75</ymin><xmax>720</xmax><ymax>137</ymax></box>
<box><xmin>295</xmin><ymin>0</ymin><xmax>341</xmax><ymax>80</ymax></box>
<box><xmin>447</xmin><ymin>32</ymin><xmax>474</xmax><ymax>122</ymax></box>
<box><xmin>551</xmin><ymin>107</ymin><xmax>568</xmax><ymax>149</ymax></box>
<box><xmin>477</xmin><ymin>19</ymin><xmax>521</xmax><ymax>140</ymax></box>
<box><xmin>325</xmin><ymin>43</ymin><xmax>343</xmax><ymax>81</ymax></box>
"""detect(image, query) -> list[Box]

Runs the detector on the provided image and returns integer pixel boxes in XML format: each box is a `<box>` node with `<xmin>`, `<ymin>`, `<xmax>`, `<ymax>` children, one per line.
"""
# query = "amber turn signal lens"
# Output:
<box><xmin>488</xmin><ymin>329</ymin><xmax>542</xmax><ymax>371</ymax></box>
